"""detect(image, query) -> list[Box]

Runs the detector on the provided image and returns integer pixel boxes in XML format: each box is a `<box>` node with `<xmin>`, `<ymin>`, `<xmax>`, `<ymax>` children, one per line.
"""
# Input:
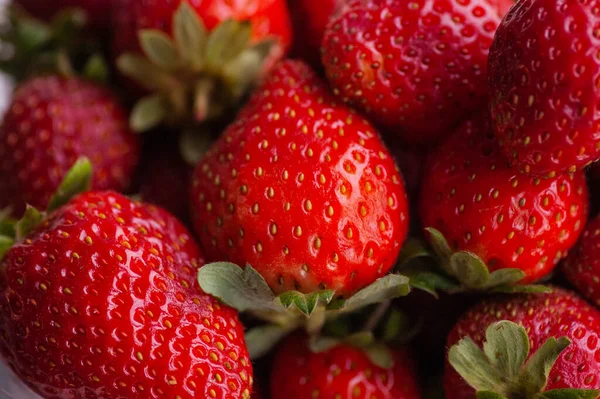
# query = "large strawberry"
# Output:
<box><xmin>489</xmin><ymin>0</ymin><xmax>600</xmax><ymax>177</ymax></box>
<box><xmin>321</xmin><ymin>0</ymin><xmax>512</xmax><ymax>146</ymax></box>
<box><xmin>191</xmin><ymin>60</ymin><xmax>409</xmax><ymax>297</ymax></box>
<box><xmin>445</xmin><ymin>288</ymin><xmax>600</xmax><ymax>397</ymax></box>
<box><xmin>114</xmin><ymin>0</ymin><xmax>292</xmax><ymax>132</ymax></box>
<box><xmin>270</xmin><ymin>334</ymin><xmax>421</xmax><ymax>399</ymax></box>
<box><xmin>0</xmin><ymin>166</ymin><xmax>253</xmax><ymax>398</ymax></box>
<box><xmin>563</xmin><ymin>215</ymin><xmax>600</xmax><ymax>306</ymax></box>
<box><xmin>15</xmin><ymin>0</ymin><xmax>113</xmax><ymax>30</ymax></box>
<box><xmin>419</xmin><ymin>111</ymin><xmax>589</xmax><ymax>289</ymax></box>
<box><xmin>0</xmin><ymin>75</ymin><xmax>140</xmax><ymax>217</ymax></box>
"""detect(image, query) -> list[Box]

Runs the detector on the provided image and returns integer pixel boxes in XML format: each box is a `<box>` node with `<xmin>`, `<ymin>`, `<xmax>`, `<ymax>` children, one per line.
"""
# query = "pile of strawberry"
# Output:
<box><xmin>1</xmin><ymin>0</ymin><xmax>600</xmax><ymax>398</ymax></box>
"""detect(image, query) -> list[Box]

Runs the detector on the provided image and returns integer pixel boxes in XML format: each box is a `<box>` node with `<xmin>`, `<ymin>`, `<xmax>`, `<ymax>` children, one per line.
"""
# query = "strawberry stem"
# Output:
<box><xmin>364</xmin><ymin>300</ymin><xmax>391</xmax><ymax>332</ymax></box>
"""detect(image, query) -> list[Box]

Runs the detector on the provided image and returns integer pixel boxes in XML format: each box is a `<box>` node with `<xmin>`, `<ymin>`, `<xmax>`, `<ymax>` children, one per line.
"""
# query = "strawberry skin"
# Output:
<box><xmin>420</xmin><ymin>111</ymin><xmax>589</xmax><ymax>282</ymax></box>
<box><xmin>563</xmin><ymin>215</ymin><xmax>600</xmax><ymax>306</ymax></box>
<box><xmin>489</xmin><ymin>0</ymin><xmax>600</xmax><ymax>176</ymax></box>
<box><xmin>0</xmin><ymin>76</ymin><xmax>140</xmax><ymax>216</ymax></box>
<box><xmin>0</xmin><ymin>191</ymin><xmax>253</xmax><ymax>399</ymax></box>
<box><xmin>321</xmin><ymin>0</ymin><xmax>511</xmax><ymax>146</ymax></box>
<box><xmin>270</xmin><ymin>334</ymin><xmax>420</xmax><ymax>399</ymax></box>
<box><xmin>445</xmin><ymin>288</ymin><xmax>600</xmax><ymax>397</ymax></box>
<box><xmin>15</xmin><ymin>0</ymin><xmax>113</xmax><ymax>30</ymax></box>
<box><xmin>190</xmin><ymin>60</ymin><xmax>409</xmax><ymax>297</ymax></box>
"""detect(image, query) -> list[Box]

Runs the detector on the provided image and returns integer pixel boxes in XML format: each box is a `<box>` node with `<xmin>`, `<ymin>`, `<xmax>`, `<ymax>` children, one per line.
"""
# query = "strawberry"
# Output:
<box><xmin>563</xmin><ymin>214</ymin><xmax>600</xmax><ymax>307</ymax></box>
<box><xmin>15</xmin><ymin>0</ymin><xmax>113</xmax><ymax>30</ymax></box>
<box><xmin>445</xmin><ymin>288</ymin><xmax>600</xmax><ymax>397</ymax></box>
<box><xmin>489</xmin><ymin>0</ymin><xmax>600</xmax><ymax>177</ymax></box>
<box><xmin>0</xmin><ymin>75</ymin><xmax>140</xmax><ymax>217</ymax></box>
<box><xmin>419</xmin><ymin>111</ymin><xmax>589</xmax><ymax>286</ymax></box>
<box><xmin>190</xmin><ymin>60</ymin><xmax>409</xmax><ymax>297</ymax></box>
<box><xmin>270</xmin><ymin>334</ymin><xmax>421</xmax><ymax>399</ymax></box>
<box><xmin>321</xmin><ymin>0</ymin><xmax>512</xmax><ymax>146</ymax></box>
<box><xmin>0</xmin><ymin>190</ymin><xmax>253</xmax><ymax>399</ymax></box>
<box><xmin>289</xmin><ymin>0</ymin><xmax>345</xmax><ymax>70</ymax></box>
<box><xmin>114</xmin><ymin>0</ymin><xmax>292</xmax><ymax>132</ymax></box>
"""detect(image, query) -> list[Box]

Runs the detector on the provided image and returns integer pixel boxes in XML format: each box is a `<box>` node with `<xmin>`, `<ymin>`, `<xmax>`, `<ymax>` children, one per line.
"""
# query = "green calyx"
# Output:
<box><xmin>117</xmin><ymin>2</ymin><xmax>276</xmax><ymax>132</ymax></box>
<box><xmin>449</xmin><ymin>321</ymin><xmax>599</xmax><ymax>399</ymax></box>
<box><xmin>197</xmin><ymin>262</ymin><xmax>411</xmax><ymax>358</ymax></box>
<box><xmin>398</xmin><ymin>228</ymin><xmax>551</xmax><ymax>295</ymax></box>
<box><xmin>0</xmin><ymin>158</ymin><xmax>92</xmax><ymax>263</ymax></box>
<box><xmin>0</xmin><ymin>6</ymin><xmax>108</xmax><ymax>82</ymax></box>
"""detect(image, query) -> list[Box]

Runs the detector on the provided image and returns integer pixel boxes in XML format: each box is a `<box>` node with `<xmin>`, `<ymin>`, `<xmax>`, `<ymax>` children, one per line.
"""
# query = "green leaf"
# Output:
<box><xmin>449</xmin><ymin>251</ymin><xmax>490</xmax><ymax>289</ymax></box>
<box><xmin>537</xmin><ymin>389</ymin><xmax>600</xmax><ymax>399</ymax></box>
<box><xmin>521</xmin><ymin>337</ymin><xmax>570</xmax><ymax>395</ymax></box>
<box><xmin>82</xmin><ymin>54</ymin><xmax>109</xmax><ymax>83</ymax></box>
<box><xmin>278</xmin><ymin>290</ymin><xmax>335</xmax><ymax>316</ymax></box>
<box><xmin>484</xmin><ymin>268</ymin><xmax>526</xmax><ymax>289</ymax></box>
<box><xmin>483</xmin><ymin>321</ymin><xmax>530</xmax><ymax>381</ymax></box>
<box><xmin>364</xmin><ymin>343</ymin><xmax>394</xmax><ymax>369</ymax></box>
<box><xmin>139</xmin><ymin>30</ymin><xmax>181</xmax><ymax>70</ymax></box>
<box><xmin>245</xmin><ymin>324</ymin><xmax>292</xmax><ymax>359</ymax></box>
<box><xmin>0</xmin><ymin>216</ymin><xmax>16</xmax><ymax>238</ymax></box>
<box><xmin>50</xmin><ymin>7</ymin><xmax>87</xmax><ymax>43</ymax></box>
<box><xmin>0</xmin><ymin>235</ymin><xmax>14</xmax><ymax>262</ymax></box>
<box><xmin>117</xmin><ymin>53</ymin><xmax>179</xmax><ymax>92</ymax></box>
<box><xmin>424</xmin><ymin>227</ymin><xmax>453</xmax><ymax>262</ymax></box>
<box><xmin>406</xmin><ymin>270</ymin><xmax>460</xmax><ymax>297</ymax></box>
<box><xmin>197</xmin><ymin>263</ymin><xmax>281</xmax><ymax>313</ymax></box>
<box><xmin>14</xmin><ymin>17</ymin><xmax>52</xmax><ymax>51</ymax></box>
<box><xmin>493</xmin><ymin>284</ymin><xmax>553</xmax><ymax>294</ymax></box>
<box><xmin>173</xmin><ymin>1</ymin><xmax>206</xmax><ymax>70</ymax></box>
<box><xmin>47</xmin><ymin>158</ymin><xmax>92</xmax><ymax>213</ymax></box>
<box><xmin>396</xmin><ymin>238</ymin><xmax>433</xmax><ymax>267</ymax></box>
<box><xmin>309</xmin><ymin>335</ymin><xmax>340</xmax><ymax>353</ymax></box>
<box><xmin>130</xmin><ymin>95</ymin><xmax>168</xmax><ymax>132</ymax></box>
<box><xmin>205</xmin><ymin>19</ymin><xmax>252</xmax><ymax>68</ymax></box>
<box><xmin>448</xmin><ymin>336</ymin><xmax>506</xmax><ymax>393</ymax></box>
<box><xmin>179</xmin><ymin>127</ymin><xmax>214</xmax><ymax>166</ymax></box>
<box><xmin>383</xmin><ymin>309</ymin><xmax>408</xmax><ymax>343</ymax></box>
<box><xmin>477</xmin><ymin>392</ymin><xmax>507</xmax><ymax>399</ymax></box>
<box><xmin>15</xmin><ymin>206</ymin><xmax>44</xmax><ymax>241</ymax></box>
<box><xmin>331</xmin><ymin>274</ymin><xmax>410</xmax><ymax>313</ymax></box>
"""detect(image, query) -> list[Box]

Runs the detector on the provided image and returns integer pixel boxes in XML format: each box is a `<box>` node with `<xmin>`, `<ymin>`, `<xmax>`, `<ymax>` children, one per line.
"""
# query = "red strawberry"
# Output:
<box><xmin>15</xmin><ymin>0</ymin><xmax>113</xmax><ymax>30</ymax></box>
<box><xmin>270</xmin><ymin>334</ymin><xmax>421</xmax><ymax>399</ymax></box>
<box><xmin>420</xmin><ymin>111</ymin><xmax>589</xmax><ymax>284</ymax></box>
<box><xmin>190</xmin><ymin>60</ymin><xmax>409</xmax><ymax>297</ymax></box>
<box><xmin>489</xmin><ymin>0</ymin><xmax>600</xmax><ymax>177</ymax></box>
<box><xmin>321</xmin><ymin>0</ymin><xmax>512</xmax><ymax>146</ymax></box>
<box><xmin>0</xmin><ymin>75</ymin><xmax>140</xmax><ymax>216</ymax></box>
<box><xmin>0</xmin><ymin>191</ymin><xmax>253</xmax><ymax>399</ymax></box>
<box><xmin>563</xmin><ymin>214</ymin><xmax>600</xmax><ymax>306</ymax></box>
<box><xmin>445</xmin><ymin>288</ymin><xmax>600</xmax><ymax>397</ymax></box>
<box><xmin>289</xmin><ymin>0</ymin><xmax>345</xmax><ymax>70</ymax></box>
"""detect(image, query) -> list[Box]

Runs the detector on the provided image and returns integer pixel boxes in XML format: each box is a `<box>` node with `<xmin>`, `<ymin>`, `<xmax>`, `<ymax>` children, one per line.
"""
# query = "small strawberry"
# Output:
<box><xmin>0</xmin><ymin>75</ymin><xmax>140</xmax><ymax>217</ymax></box>
<box><xmin>270</xmin><ymin>334</ymin><xmax>421</xmax><ymax>399</ymax></box>
<box><xmin>0</xmin><ymin>187</ymin><xmax>253</xmax><ymax>398</ymax></box>
<box><xmin>489</xmin><ymin>0</ymin><xmax>600</xmax><ymax>177</ymax></box>
<box><xmin>15</xmin><ymin>0</ymin><xmax>113</xmax><ymax>30</ymax></box>
<box><xmin>191</xmin><ymin>60</ymin><xmax>409</xmax><ymax>297</ymax></box>
<box><xmin>289</xmin><ymin>0</ymin><xmax>345</xmax><ymax>70</ymax></box>
<box><xmin>445</xmin><ymin>288</ymin><xmax>600</xmax><ymax>397</ymax></box>
<box><xmin>419</xmin><ymin>111</ymin><xmax>589</xmax><ymax>288</ymax></box>
<box><xmin>563</xmin><ymin>215</ymin><xmax>600</xmax><ymax>307</ymax></box>
<box><xmin>321</xmin><ymin>0</ymin><xmax>512</xmax><ymax>146</ymax></box>
<box><xmin>114</xmin><ymin>0</ymin><xmax>292</xmax><ymax>132</ymax></box>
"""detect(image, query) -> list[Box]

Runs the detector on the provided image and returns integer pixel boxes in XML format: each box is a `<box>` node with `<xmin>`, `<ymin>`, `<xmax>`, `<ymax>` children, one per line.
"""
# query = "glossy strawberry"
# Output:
<box><xmin>15</xmin><ymin>0</ymin><xmax>113</xmax><ymax>30</ymax></box>
<box><xmin>420</xmin><ymin>111</ymin><xmax>589</xmax><ymax>283</ymax></box>
<box><xmin>190</xmin><ymin>60</ymin><xmax>409</xmax><ymax>297</ymax></box>
<box><xmin>489</xmin><ymin>0</ymin><xmax>600</xmax><ymax>176</ymax></box>
<box><xmin>321</xmin><ymin>0</ymin><xmax>512</xmax><ymax>146</ymax></box>
<box><xmin>0</xmin><ymin>76</ymin><xmax>140</xmax><ymax>217</ymax></box>
<box><xmin>563</xmin><ymin>215</ymin><xmax>600</xmax><ymax>306</ymax></box>
<box><xmin>289</xmin><ymin>0</ymin><xmax>345</xmax><ymax>69</ymax></box>
<box><xmin>270</xmin><ymin>334</ymin><xmax>420</xmax><ymax>399</ymax></box>
<box><xmin>445</xmin><ymin>288</ymin><xmax>600</xmax><ymax>397</ymax></box>
<box><xmin>0</xmin><ymin>191</ymin><xmax>253</xmax><ymax>399</ymax></box>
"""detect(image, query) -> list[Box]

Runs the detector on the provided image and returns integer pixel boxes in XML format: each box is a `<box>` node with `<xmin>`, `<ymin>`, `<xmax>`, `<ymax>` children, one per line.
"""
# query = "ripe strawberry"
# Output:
<box><xmin>563</xmin><ymin>215</ymin><xmax>600</xmax><ymax>306</ymax></box>
<box><xmin>190</xmin><ymin>60</ymin><xmax>409</xmax><ymax>297</ymax></box>
<box><xmin>445</xmin><ymin>288</ymin><xmax>600</xmax><ymax>397</ymax></box>
<box><xmin>15</xmin><ymin>0</ymin><xmax>113</xmax><ymax>30</ymax></box>
<box><xmin>289</xmin><ymin>0</ymin><xmax>345</xmax><ymax>70</ymax></box>
<box><xmin>0</xmin><ymin>191</ymin><xmax>253</xmax><ymax>399</ymax></box>
<box><xmin>0</xmin><ymin>75</ymin><xmax>140</xmax><ymax>216</ymax></box>
<box><xmin>489</xmin><ymin>0</ymin><xmax>600</xmax><ymax>177</ymax></box>
<box><xmin>420</xmin><ymin>111</ymin><xmax>589</xmax><ymax>283</ymax></box>
<box><xmin>270</xmin><ymin>334</ymin><xmax>421</xmax><ymax>399</ymax></box>
<box><xmin>321</xmin><ymin>0</ymin><xmax>512</xmax><ymax>146</ymax></box>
